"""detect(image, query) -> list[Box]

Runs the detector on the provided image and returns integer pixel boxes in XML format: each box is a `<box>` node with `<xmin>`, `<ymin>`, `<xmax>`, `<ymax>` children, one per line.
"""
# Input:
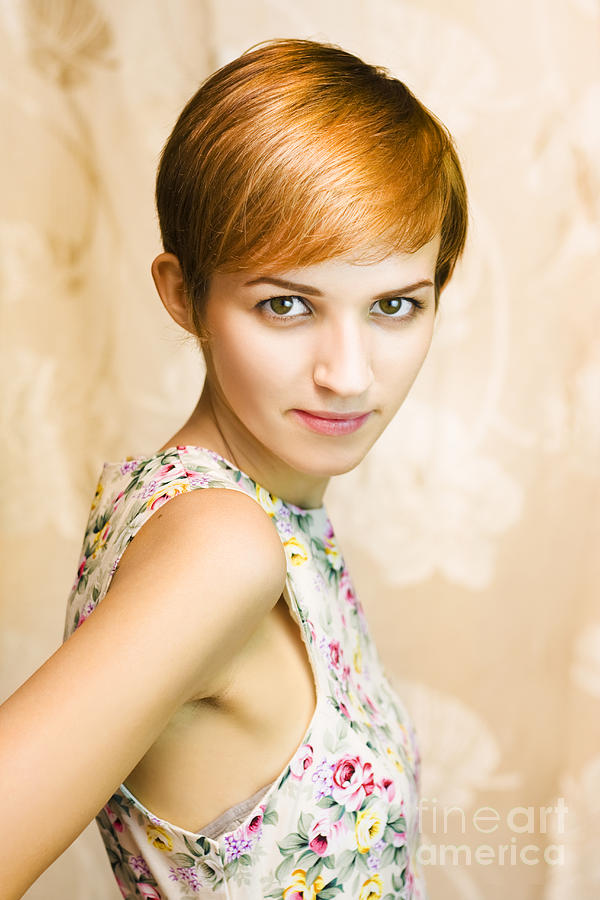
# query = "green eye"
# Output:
<box><xmin>269</xmin><ymin>297</ymin><xmax>296</xmax><ymax>315</ymax></box>
<box><xmin>374</xmin><ymin>297</ymin><xmax>423</xmax><ymax>319</ymax></box>
<box><xmin>259</xmin><ymin>295</ymin><xmax>309</xmax><ymax>318</ymax></box>
<box><xmin>378</xmin><ymin>297</ymin><xmax>402</xmax><ymax>316</ymax></box>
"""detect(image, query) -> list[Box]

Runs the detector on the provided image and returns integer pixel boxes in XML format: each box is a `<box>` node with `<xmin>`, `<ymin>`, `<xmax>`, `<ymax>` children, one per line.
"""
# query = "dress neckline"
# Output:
<box><xmin>103</xmin><ymin>444</ymin><xmax>327</xmax><ymax>514</ymax></box>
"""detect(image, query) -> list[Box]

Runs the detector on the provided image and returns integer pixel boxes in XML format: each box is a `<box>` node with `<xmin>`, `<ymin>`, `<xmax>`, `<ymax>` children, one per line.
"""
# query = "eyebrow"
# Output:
<box><xmin>244</xmin><ymin>275</ymin><xmax>434</xmax><ymax>299</ymax></box>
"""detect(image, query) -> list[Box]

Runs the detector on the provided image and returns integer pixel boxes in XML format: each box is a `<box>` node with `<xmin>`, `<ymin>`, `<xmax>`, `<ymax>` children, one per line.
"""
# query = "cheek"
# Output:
<box><xmin>373</xmin><ymin>324</ymin><xmax>434</xmax><ymax>404</ymax></box>
<box><xmin>209</xmin><ymin>324</ymin><xmax>304</xmax><ymax>410</ymax></box>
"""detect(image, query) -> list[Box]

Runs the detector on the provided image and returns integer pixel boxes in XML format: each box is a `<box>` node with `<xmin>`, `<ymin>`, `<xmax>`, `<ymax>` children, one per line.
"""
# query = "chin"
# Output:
<box><xmin>285</xmin><ymin>444</ymin><xmax>369</xmax><ymax>478</ymax></box>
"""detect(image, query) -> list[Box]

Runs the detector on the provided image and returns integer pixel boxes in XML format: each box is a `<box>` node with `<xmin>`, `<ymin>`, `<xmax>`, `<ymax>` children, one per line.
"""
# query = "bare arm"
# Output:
<box><xmin>0</xmin><ymin>487</ymin><xmax>286</xmax><ymax>898</ymax></box>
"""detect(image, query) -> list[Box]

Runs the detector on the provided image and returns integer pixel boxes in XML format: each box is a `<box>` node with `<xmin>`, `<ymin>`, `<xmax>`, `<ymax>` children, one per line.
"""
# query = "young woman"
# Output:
<box><xmin>1</xmin><ymin>38</ymin><xmax>467</xmax><ymax>899</ymax></box>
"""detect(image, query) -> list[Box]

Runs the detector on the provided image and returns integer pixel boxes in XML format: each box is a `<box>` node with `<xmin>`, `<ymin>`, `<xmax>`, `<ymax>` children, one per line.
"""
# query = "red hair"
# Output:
<box><xmin>156</xmin><ymin>38</ymin><xmax>468</xmax><ymax>338</ymax></box>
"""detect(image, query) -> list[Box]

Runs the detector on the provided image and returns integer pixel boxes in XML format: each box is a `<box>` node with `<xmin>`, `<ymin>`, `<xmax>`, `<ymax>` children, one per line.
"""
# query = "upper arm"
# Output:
<box><xmin>0</xmin><ymin>487</ymin><xmax>286</xmax><ymax>898</ymax></box>
<box><xmin>102</xmin><ymin>485</ymin><xmax>288</xmax><ymax>701</ymax></box>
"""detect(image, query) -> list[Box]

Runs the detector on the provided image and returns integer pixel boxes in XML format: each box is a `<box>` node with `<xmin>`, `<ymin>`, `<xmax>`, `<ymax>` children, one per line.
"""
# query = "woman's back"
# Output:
<box><xmin>62</xmin><ymin>445</ymin><xmax>426</xmax><ymax>898</ymax></box>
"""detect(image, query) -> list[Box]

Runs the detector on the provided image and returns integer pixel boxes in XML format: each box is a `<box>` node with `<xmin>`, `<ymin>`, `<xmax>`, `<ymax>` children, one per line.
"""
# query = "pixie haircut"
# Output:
<box><xmin>156</xmin><ymin>38</ymin><xmax>468</xmax><ymax>340</ymax></box>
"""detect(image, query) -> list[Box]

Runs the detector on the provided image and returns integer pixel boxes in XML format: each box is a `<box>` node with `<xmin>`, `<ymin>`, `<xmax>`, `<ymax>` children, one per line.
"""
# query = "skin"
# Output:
<box><xmin>151</xmin><ymin>234</ymin><xmax>441</xmax><ymax>509</ymax></box>
<box><xmin>0</xmin><ymin>237</ymin><xmax>443</xmax><ymax>898</ymax></box>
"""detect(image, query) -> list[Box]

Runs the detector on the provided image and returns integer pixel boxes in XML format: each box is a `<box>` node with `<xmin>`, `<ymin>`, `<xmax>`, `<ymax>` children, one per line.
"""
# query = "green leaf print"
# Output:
<box><xmin>297</xmin><ymin>810</ymin><xmax>312</xmax><ymax>838</ymax></box>
<box><xmin>122</xmin><ymin>457</ymin><xmax>155</xmax><ymax>497</ymax></box>
<box><xmin>170</xmin><ymin>852</ymin><xmax>195</xmax><ymax>867</ymax></box>
<box><xmin>335</xmin><ymin>849</ymin><xmax>356</xmax><ymax>883</ymax></box>
<box><xmin>274</xmin><ymin>853</ymin><xmax>297</xmax><ymax>883</ymax></box>
<box><xmin>318</xmin><ymin>878</ymin><xmax>345</xmax><ymax>899</ymax></box>
<box><xmin>392</xmin><ymin>870</ymin><xmax>407</xmax><ymax>891</ymax></box>
<box><xmin>182</xmin><ymin>833</ymin><xmax>210</xmax><ymax>856</ymax></box>
<box><xmin>387</xmin><ymin>811</ymin><xmax>407</xmax><ymax>832</ymax></box>
<box><xmin>380</xmin><ymin>843</ymin><xmax>395</xmax><ymax>866</ymax></box>
<box><xmin>304</xmin><ymin>856</ymin><xmax>325</xmax><ymax>887</ymax></box>
<box><xmin>263</xmin><ymin>808</ymin><xmax>279</xmax><ymax>826</ymax></box>
<box><xmin>296</xmin><ymin>847</ymin><xmax>316</xmax><ymax>866</ymax></box>
<box><xmin>277</xmin><ymin>832</ymin><xmax>307</xmax><ymax>853</ymax></box>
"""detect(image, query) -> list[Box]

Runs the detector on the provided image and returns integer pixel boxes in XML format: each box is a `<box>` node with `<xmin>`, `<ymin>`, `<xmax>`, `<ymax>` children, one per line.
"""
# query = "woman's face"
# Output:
<box><xmin>199</xmin><ymin>236</ymin><xmax>440</xmax><ymax>506</ymax></box>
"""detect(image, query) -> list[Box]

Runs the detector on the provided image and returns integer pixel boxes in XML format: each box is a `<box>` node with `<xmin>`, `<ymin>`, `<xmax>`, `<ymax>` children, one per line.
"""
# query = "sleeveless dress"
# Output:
<box><xmin>63</xmin><ymin>445</ymin><xmax>428</xmax><ymax>900</ymax></box>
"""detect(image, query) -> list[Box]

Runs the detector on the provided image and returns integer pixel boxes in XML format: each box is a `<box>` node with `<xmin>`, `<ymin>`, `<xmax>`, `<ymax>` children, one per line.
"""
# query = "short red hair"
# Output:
<box><xmin>156</xmin><ymin>38</ymin><xmax>468</xmax><ymax>338</ymax></box>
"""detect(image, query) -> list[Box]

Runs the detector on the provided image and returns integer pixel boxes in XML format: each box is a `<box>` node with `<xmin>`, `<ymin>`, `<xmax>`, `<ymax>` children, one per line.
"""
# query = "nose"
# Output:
<box><xmin>312</xmin><ymin>316</ymin><xmax>374</xmax><ymax>397</ymax></box>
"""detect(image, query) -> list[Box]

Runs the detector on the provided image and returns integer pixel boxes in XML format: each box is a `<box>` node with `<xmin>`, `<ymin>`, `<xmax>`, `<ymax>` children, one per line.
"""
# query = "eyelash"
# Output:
<box><xmin>256</xmin><ymin>294</ymin><xmax>426</xmax><ymax>323</ymax></box>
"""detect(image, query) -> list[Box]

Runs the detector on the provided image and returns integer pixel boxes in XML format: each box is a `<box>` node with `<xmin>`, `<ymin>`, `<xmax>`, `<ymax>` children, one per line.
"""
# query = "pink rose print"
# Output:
<box><xmin>155</xmin><ymin>462</ymin><xmax>179</xmax><ymax>480</ymax></box>
<box><xmin>113</xmin><ymin>490</ymin><xmax>125</xmax><ymax>510</ymax></box>
<box><xmin>331</xmin><ymin>755</ymin><xmax>375</xmax><ymax>811</ymax></box>
<box><xmin>392</xmin><ymin>829</ymin><xmax>407</xmax><ymax>847</ymax></box>
<box><xmin>290</xmin><ymin>743</ymin><xmax>314</xmax><ymax>779</ymax></box>
<box><xmin>308</xmin><ymin>815</ymin><xmax>331</xmax><ymax>856</ymax></box>
<box><xmin>247</xmin><ymin>804</ymin><xmax>265</xmax><ymax>836</ymax></box>
<box><xmin>377</xmin><ymin>776</ymin><xmax>396</xmax><ymax>802</ymax></box>
<box><xmin>333</xmin><ymin>684</ymin><xmax>352</xmax><ymax>720</ymax></box>
<box><xmin>71</xmin><ymin>554</ymin><xmax>88</xmax><ymax>592</ymax></box>
<box><xmin>103</xmin><ymin>803</ymin><xmax>124</xmax><ymax>833</ymax></box>
<box><xmin>328</xmin><ymin>640</ymin><xmax>341</xmax><ymax>668</ymax></box>
<box><xmin>307</xmin><ymin>814</ymin><xmax>348</xmax><ymax>857</ymax></box>
<box><xmin>340</xmin><ymin>567</ymin><xmax>358</xmax><ymax>609</ymax></box>
<box><xmin>360</xmin><ymin>687</ymin><xmax>383</xmax><ymax>726</ymax></box>
<box><xmin>138</xmin><ymin>885</ymin><xmax>161</xmax><ymax>899</ymax></box>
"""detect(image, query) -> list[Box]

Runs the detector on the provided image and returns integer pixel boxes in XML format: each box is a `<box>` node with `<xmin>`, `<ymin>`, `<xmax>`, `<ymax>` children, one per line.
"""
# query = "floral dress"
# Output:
<box><xmin>63</xmin><ymin>445</ymin><xmax>428</xmax><ymax>900</ymax></box>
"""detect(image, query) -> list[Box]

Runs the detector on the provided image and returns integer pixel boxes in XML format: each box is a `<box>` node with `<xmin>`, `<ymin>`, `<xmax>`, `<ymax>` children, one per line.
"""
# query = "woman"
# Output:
<box><xmin>1</xmin><ymin>38</ymin><xmax>467</xmax><ymax>899</ymax></box>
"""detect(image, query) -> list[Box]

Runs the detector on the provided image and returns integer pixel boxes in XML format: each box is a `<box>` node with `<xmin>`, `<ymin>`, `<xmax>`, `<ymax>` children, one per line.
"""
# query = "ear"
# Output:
<box><xmin>151</xmin><ymin>252</ymin><xmax>195</xmax><ymax>334</ymax></box>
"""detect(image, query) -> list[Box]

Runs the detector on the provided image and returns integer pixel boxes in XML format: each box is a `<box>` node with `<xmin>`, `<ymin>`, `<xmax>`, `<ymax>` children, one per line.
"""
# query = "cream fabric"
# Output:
<box><xmin>0</xmin><ymin>1</ymin><xmax>597</xmax><ymax>898</ymax></box>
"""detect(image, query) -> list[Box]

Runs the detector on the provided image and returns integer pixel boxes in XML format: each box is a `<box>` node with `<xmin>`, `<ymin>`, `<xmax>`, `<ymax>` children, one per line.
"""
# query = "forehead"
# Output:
<box><xmin>280</xmin><ymin>235</ymin><xmax>440</xmax><ymax>278</ymax></box>
<box><xmin>216</xmin><ymin>235</ymin><xmax>441</xmax><ymax>294</ymax></box>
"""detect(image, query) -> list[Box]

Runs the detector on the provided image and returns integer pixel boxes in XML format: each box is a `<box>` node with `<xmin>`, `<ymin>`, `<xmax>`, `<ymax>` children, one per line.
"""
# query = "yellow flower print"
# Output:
<box><xmin>256</xmin><ymin>485</ymin><xmax>279</xmax><ymax>516</ymax></box>
<box><xmin>348</xmin><ymin>690</ymin><xmax>371</xmax><ymax>726</ymax></box>
<box><xmin>90</xmin><ymin>480</ymin><xmax>103</xmax><ymax>511</ymax></box>
<box><xmin>146</xmin><ymin>823</ymin><xmax>173</xmax><ymax>852</ymax></box>
<box><xmin>353</xmin><ymin>645</ymin><xmax>363</xmax><ymax>674</ymax></box>
<box><xmin>385</xmin><ymin>746</ymin><xmax>404</xmax><ymax>774</ymax></box>
<box><xmin>283</xmin><ymin>868</ymin><xmax>326</xmax><ymax>900</ymax></box>
<box><xmin>90</xmin><ymin>522</ymin><xmax>110</xmax><ymax>559</ymax></box>
<box><xmin>396</xmin><ymin>723</ymin><xmax>414</xmax><ymax>767</ymax></box>
<box><xmin>356</xmin><ymin>807</ymin><xmax>384</xmax><ymax>854</ymax></box>
<box><xmin>359</xmin><ymin>873</ymin><xmax>383</xmax><ymax>900</ymax></box>
<box><xmin>284</xmin><ymin>536</ymin><xmax>308</xmax><ymax>567</ymax></box>
<box><xmin>145</xmin><ymin>481</ymin><xmax>190</xmax><ymax>511</ymax></box>
<box><xmin>324</xmin><ymin>537</ymin><xmax>340</xmax><ymax>567</ymax></box>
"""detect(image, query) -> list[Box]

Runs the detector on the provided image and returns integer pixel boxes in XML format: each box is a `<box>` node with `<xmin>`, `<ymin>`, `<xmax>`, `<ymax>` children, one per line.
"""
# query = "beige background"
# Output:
<box><xmin>1</xmin><ymin>1</ymin><xmax>598</xmax><ymax>898</ymax></box>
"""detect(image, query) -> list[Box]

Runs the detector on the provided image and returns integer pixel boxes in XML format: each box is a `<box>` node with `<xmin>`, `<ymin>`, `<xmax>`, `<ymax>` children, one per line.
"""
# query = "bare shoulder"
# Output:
<box><xmin>0</xmin><ymin>486</ymin><xmax>287</xmax><ymax>894</ymax></box>
<box><xmin>112</xmin><ymin>485</ymin><xmax>286</xmax><ymax>589</ymax></box>
<box><xmin>98</xmin><ymin>485</ymin><xmax>287</xmax><ymax>700</ymax></box>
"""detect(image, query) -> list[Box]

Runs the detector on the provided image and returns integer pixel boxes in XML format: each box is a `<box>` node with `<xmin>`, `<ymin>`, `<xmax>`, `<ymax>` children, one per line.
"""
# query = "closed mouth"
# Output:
<box><xmin>296</xmin><ymin>410</ymin><xmax>370</xmax><ymax>420</ymax></box>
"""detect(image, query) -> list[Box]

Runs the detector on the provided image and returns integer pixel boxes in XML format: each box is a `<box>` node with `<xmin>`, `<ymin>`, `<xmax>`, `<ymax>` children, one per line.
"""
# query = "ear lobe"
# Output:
<box><xmin>151</xmin><ymin>252</ymin><xmax>195</xmax><ymax>334</ymax></box>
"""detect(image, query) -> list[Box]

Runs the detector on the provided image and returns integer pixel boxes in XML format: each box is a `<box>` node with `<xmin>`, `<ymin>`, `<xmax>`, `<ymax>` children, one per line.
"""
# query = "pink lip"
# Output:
<box><xmin>292</xmin><ymin>409</ymin><xmax>372</xmax><ymax>435</ymax></box>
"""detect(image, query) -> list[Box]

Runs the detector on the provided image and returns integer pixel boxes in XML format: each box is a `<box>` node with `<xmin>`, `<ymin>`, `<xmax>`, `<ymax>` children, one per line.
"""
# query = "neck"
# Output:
<box><xmin>177</xmin><ymin>382</ymin><xmax>329</xmax><ymax>510</ymax></box>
